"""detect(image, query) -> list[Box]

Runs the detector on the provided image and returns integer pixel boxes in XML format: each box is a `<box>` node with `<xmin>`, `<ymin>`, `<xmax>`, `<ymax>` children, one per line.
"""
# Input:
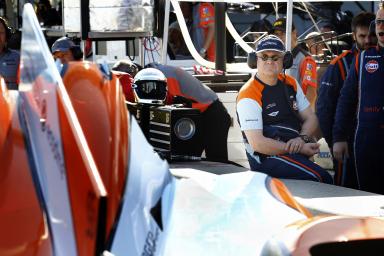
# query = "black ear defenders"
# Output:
<box><xmin>247</xmin><ymin>50</ymin><xmax>293</xmax><ymax>69</ymax></box>
<box><xmin>247</xmin><ymin>51</ymin><xmax>257</xmax><ymax>69</ymax></box>
<box><xmin>0</xmin><ymin>17</ymin><xmax>12</xmax><ymax>41</ymax></box>
<box><xmin>283</xmin><ymin>51</ymin><xmax>293</xmax><ymax>69</ymax></box>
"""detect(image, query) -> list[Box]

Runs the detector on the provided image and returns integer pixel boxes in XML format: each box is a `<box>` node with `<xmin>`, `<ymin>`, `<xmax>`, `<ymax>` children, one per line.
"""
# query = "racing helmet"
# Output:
<box><xmin>132</xmin><ymin>68</ymin><xmax>167</xmax><ymax>104</ymax></box>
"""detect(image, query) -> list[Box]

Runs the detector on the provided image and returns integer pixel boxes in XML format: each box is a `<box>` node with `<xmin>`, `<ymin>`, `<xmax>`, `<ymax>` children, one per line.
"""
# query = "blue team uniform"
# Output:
<box><xmin>317</xmin><ymin>45</ymin><xmax>358</xmax><ymax>187</ymax></box>
<box><xmin>333</xmin><ymin>46</ymin><xmax>384</xmax><ymax>194</ymax></box>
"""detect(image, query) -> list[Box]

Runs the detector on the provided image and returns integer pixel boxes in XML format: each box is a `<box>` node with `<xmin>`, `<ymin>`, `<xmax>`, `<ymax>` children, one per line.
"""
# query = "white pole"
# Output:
<box><xmin>285</xmin><ymin>0</ymin><xmax>294</xmax><ymax>51</ymax></box>
<box><xmin>275</xmin><ymin>2</ymin><xmax>279</xmax><ymax>18</ymax></box>
<box><xmin>161</xmin><ymin>0</ymin><xmax>171</xmax><ymax>64</ymax></box>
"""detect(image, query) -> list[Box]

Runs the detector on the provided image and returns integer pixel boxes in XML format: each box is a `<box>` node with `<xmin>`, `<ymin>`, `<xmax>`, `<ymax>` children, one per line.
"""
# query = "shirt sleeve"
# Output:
<box><xmin>198</xmin><ymin>3</ymin><xmax>215</xmax><ymax>27</ymax></box>
<box><xmin>333</xmin><ymin>55</ymin><xmax>359</xmax><ymax>143</ymax></box>
<box><xmin>236</xmin><ymin>98</ymin><xmax>263</xmax><ymax>130</ymax></box>
<box><xmin>300</xmin><ymin>56</ymin><xmax>317</xmax><ymax>90</ymax></box>
<box><xmin>295</xmin><ymin>80</ymin><xmax>310</xmax><ymax>112</ymax></box>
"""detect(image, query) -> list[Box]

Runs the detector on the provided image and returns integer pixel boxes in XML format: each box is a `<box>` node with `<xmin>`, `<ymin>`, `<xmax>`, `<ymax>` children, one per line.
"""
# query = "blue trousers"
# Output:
<box><xmin>247</xmin><ymin>153</ymin><xmax>333</xmax><ymax>184</ymax></box>
<box><xmin>333</xmin><ymin>140</ymin><xmax>357</xmax><ymax>188</ymax></box>
<box><xmin>354</xmin><ymin>128</ymin><xmax>384</xmax><ymax>194</ymax></box>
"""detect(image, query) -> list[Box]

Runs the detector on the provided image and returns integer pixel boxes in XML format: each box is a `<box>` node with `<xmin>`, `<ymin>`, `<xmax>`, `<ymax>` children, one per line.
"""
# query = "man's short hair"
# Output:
<box><xmin>272</xmin><ymin>18</ymin><xmax>295</xmax><ymax>33</ymax></box>
<box><xmin>351</xmin><ymin>12</ymin><xmax>376</xmax><ymax>32</ymax></box>
<box><xmin>256</xmin><ymin>35</ymin><xmax>286</xmax><ymax>53</ymax></box>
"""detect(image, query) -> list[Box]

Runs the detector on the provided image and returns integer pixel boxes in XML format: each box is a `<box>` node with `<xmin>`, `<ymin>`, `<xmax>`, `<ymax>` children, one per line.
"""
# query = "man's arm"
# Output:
<box><xmin>198</xmin><ymin>3</ymin><xmax>215</xmax><ymax>56</ymax></box>
<box><xmin>245</xmin><ymin>129</ymin><xmax>320</xmax><ymax>157</ymax></box>
<box><xmin>299</xmin><ymin>56</ymin><xmax>317</xmax><ymax>109</ymax></box>
<box><xmin>244</xmin><ymin>129</ymin><xmax>288</xmax><ymax>156</ymax></box>
<box><xmin>203</xmin><ymin>23</ymin><xmax>215</xmax><ymax>52</ymax></box>
<box><xmin>305</xmin><ymin>86</ymin><xmax>317</xmax><ymax>109</ymax></box>
<box><xmin>293</xmin><ymin>79</ymin><xmax>319</xmax><ymax>139</ymax></box>
<box><xmin>299</xmin><ymin>106</ymin><xmax>319</xmax><ymax>138</ymax></box>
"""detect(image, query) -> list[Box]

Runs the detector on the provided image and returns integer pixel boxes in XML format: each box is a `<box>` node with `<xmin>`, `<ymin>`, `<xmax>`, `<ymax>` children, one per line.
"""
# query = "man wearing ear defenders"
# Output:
<box><xmin>333</xmin><ymin>6</ymin><xmax>384</xmax><ymax>194</ymax></box>
<box><xmin>51</xmin><ymin>36</ymin><xmax>83</xmax><ymax>64</ymax></box>
<box><xmin>237</xmin><ymin>35</ymin><xmax>332</xmax><ymax>183</ymax></box>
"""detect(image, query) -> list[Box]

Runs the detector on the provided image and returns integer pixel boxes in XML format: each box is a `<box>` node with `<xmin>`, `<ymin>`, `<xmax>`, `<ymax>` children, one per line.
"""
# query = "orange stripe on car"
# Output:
<box><xmin>268</xmin><ymin>178</ymin><xmax>312</xmax><ymax>217</ymax></box>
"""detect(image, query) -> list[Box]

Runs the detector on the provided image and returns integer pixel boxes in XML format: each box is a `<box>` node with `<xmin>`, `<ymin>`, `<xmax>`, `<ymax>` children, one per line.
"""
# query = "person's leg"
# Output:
<box><xmin>255</xmin><ymin>153</ymin><xmax>333</xmax><ymax>184</ymax></box>
<box><xmin>341</xmin><ymin>140</ymin><xmax>358</xmax><ymax>188</ymax></box>
<box><xmin>333</xmin><ymin>158</ymin><xmax>343</xmax><ymax>185</ymax></box>
<box><xmin>333</xmin><ymin>148</ymin><xmax>358</xmax><ymax>188</ymax></box>
<box><xmin>203</xmin><ymin>100</ymin><xmax>231</xmax><ymax>162</ymax></box>
<box><xmin>354</xmin><ymin>129</ymin><xmax>384</xmax><ymax>194</ymax></box>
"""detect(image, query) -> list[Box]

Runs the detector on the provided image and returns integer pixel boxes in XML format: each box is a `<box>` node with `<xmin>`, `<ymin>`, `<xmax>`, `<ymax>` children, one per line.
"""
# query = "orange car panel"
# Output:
<box><xmin>62</xmin><ymin>62</ymin><xmax>129</xmax><ymax>242</ymax></box>
<box><xmin>0</xmin><ymin>81</ymin><xmax>52</xmax><ymax>256</ymax></box>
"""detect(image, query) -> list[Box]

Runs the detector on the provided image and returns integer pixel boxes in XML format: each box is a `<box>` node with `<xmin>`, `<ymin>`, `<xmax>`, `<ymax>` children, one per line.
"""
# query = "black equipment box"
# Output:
<box><xmin>126</xmin><ymin>103</ymin><xmax>152</xmax><ymax>139</ymax></box>
<box><xmin>148</xmin><ymin>105</ymin><xmax>203</xmax><ymax>160</ymax></box>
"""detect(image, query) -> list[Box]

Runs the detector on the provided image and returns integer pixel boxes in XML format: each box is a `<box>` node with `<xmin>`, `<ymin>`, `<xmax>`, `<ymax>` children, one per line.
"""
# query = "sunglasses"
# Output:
<box><xmin>257</xmin><ymin>55</ymin><xmax>282</xmax><ymax>62</ymax></box>
<box><xmin>376</xmin><ymin>19</ymin><xmax>384</xmax><ymax>25</ymax></box>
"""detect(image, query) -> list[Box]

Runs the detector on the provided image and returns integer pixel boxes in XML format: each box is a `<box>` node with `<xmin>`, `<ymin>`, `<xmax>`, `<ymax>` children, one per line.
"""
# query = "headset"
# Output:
<box><xmin>247</xmin><ymin>50</ymin><xmax>293</xmax><ymax>70</ymax></box>
<box><xmin>0</xmin><ymin>17</ymin><xmax>12</xmax><ymax>41</ymax></box>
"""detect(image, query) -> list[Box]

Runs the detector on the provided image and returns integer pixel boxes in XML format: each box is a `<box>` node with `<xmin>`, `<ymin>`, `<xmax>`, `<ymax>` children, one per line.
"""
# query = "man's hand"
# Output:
<box><xmin>300</xmin><ymin>142</ymin><xmax>320</xmax><ymax>156</ymax></box>
<box><xmin>285</xmin><ymin>137</ymin><xmax>305</xmax><ymax>154</ymax></box>
<box><xmin>333</xmin><ymin>141</ymin><xmax>348</xmax><ymax>162</ymax></box>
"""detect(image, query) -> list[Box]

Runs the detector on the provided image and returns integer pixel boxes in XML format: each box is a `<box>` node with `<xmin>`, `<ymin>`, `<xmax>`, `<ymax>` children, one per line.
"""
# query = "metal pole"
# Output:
<box><xmin>285</xmin><ymin>0</ymin><xmax>293</xmax><ymax>51</ymax></box>
<box><xmin>215</xmin><ymin>2</ymin><xmax>226</xmax><ymax>73</ymax></box>
<box><xmin>80</xmin><ymin>0</ymin><xmax>90</xmax><ymax>40</ymax></box>
<box><xmin>161</xmin><ymin>0</ymin><xmax>171</xmax><ymax>64</ymax></box>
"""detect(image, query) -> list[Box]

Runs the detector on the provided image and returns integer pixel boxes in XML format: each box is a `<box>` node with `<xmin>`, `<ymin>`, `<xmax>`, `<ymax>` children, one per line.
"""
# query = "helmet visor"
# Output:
<box><xmin>133</xmin><ymin>81</ymin><xmax>167</xmax><ymax>102</ymax></box>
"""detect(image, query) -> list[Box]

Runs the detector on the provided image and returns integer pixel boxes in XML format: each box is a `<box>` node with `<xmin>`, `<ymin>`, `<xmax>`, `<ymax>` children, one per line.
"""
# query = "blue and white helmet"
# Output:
<box><xmin>132</xmin><ymin>68</ymin><xmax>168</xmax><ymax>104</ymax></box>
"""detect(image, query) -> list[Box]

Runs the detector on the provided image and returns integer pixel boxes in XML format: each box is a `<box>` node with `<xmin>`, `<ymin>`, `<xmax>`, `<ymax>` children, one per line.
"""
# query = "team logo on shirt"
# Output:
<box><xmin>306</xmin><ymin>63</ymin><xmax>313</xmax><ymax>71</ymax></box>
<box><xmin>201</xmin><ymin>7</ymin><xmax>211</xmax><ymax>18</ymax></box>
<box><xmin>365</xmin><ymin>60</ymin><xmax>379</xmax><ymax>73</ymax></box>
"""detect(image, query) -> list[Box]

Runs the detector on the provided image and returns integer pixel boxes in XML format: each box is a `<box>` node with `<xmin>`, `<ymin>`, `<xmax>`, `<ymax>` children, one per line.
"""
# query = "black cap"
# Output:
<box><xmin>272</xmin><ymin>18</ymin><xmax>295</xmax><ymax>33</ymax></box>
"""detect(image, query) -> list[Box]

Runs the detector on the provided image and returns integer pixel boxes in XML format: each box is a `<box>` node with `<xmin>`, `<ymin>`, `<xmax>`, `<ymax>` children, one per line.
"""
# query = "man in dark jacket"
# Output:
<box><xmin>316</xmin><ymin>12</ymin><xmax>375</xmax><ymax>187</ymax></box>
<box><xmin>332</xmin><ymin>7</ymin><xmax>384</xmax><ymax>194</ymax></box>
